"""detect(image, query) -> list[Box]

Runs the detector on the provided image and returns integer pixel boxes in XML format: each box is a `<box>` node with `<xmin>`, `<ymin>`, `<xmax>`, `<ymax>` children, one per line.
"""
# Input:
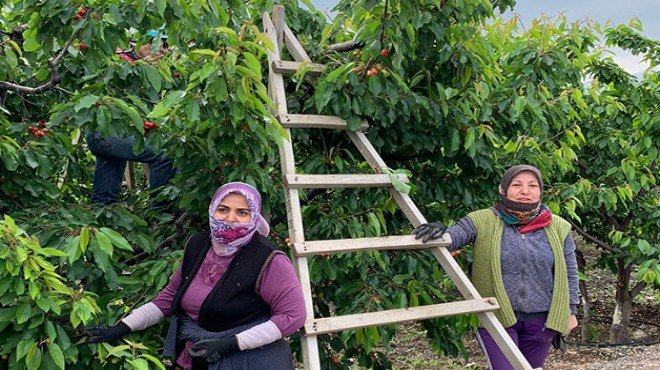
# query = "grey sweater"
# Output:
<box><xmin>446</xmin><ymin>208</ymin><xmax>579</xmax><ymax>315</ymax></box>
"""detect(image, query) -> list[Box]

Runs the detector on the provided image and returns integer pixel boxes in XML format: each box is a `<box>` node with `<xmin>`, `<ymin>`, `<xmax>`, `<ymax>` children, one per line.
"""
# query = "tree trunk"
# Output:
<box><xmin>576</xmin><ymin>250</ymin><xmax>592</xmax><ymax>341</ymax></box>
<box><xmin>609</xmin><ymin>259</ymin><xmax>632</xmax><ymax>343</ymax></box>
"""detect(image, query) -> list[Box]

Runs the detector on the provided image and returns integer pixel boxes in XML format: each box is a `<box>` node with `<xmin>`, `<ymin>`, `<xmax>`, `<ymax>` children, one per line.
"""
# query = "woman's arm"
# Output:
<box><xmin>445</xmin><ymin>216</ymin><xmax>477</xmax><ymax>251</ymax></box>
<box><xmin>563</xmin><ymin>232</ymin><xmax>580</xmax><ymax>314</ymax></box>
<box><xmin>120</xmin><ymin>264</ymin><xmax>183</xmax><ymax>331</ymax></box>
<box><xmin>235</xmin><ymin>253</ymin><xmax>305</xmax><ymax>350</ymax></box>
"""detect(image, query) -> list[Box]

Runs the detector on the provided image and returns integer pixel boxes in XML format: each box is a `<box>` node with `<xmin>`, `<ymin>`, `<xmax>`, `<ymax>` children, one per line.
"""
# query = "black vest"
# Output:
<box><xmin>171</xmin><ymin>232</ymin><xmax>283</xmax><ymax>332</ymax></box>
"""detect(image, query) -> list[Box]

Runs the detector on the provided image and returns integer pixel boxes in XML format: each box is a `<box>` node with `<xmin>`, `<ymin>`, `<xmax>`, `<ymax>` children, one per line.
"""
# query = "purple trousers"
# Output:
<box><xmin>476</xmin><ymin>315</ymin><xmax>556</xmax><ymax>370</ymax></box>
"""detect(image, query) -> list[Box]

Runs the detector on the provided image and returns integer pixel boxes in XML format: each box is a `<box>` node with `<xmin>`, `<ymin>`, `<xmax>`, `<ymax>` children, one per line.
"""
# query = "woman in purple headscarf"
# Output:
<box><xmin>84</xmin><ymin>182</ymin><xmax>306</xmax><ymax>370</ymax></box>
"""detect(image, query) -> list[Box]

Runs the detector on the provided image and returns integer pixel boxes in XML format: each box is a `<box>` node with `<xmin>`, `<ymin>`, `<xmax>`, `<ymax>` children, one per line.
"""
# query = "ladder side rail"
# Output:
<box><xmin>348</xmin><ymin>130</ymin><xmax>535</xmax><ymax>370</ymax></box>
<box><xmin>263</xmin><ymin>14</ymin><xmax>288</xmax><ymax>116</ymax></box>
<box><xmin>283</xmin><ymin>23</ymin><xmax>313</xmax><ymax>63</ymax></box>
<box><xmin>265</xmin><ymin>8</ymin><xmax>321</xmax><ymax>370</ymax></box>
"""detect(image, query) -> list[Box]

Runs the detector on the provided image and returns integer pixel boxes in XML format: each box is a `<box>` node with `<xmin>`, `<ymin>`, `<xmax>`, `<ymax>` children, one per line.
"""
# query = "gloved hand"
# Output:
<box><xmin>412</xmin><ymin>221</ymin><xmax>447</xmax><ymax>243</ymax></box>
<box><xmin>552</xmin><ymin>332</ymin><xmax>566</xmax><ymax>352</ymax></box>
<box><xmin>188</xmin><ymin>336</ymin><xmax>240</xmax><ymax>363</ymax></box>
<box><xmin>83</xmin><ymin>322</ymin><xmax>130</xmax><ymax>343</ymax></box>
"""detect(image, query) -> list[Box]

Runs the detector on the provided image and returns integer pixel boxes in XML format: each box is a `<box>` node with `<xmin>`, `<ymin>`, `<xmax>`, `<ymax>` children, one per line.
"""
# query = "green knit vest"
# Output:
<box><xmin>467</xmin><ymin>209</ymin><xmax>572</xmax><ymax>334</ymax></box>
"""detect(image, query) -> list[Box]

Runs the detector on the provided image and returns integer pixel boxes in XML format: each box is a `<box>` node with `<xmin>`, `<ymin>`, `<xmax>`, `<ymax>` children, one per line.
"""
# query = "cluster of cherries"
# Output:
<box><xmin>27</xmin><ymin>121</ymin><xmax>48</xmax><ymax>138</ymax></box>
<box><xmin>143</xmin><ymin>121</ymin><xmax>157</xmax><ymax>132</ymax></box>
<box><xmin>72</xmin><ymin>7</ymin><xmax>87</xmax><ymax>21</ymax></box>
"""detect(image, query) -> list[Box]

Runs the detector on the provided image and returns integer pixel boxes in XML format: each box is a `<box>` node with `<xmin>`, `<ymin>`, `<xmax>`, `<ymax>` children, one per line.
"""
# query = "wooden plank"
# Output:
<box><xmin>284</xmin><ymin>23</ymin><xmax>313</xmax><ymax>62</ymax></box>
<box><xmin>285</xmin><ymin>174</ymin><xmax>408</xmax><ymax>189</ymax></box>
<box><xmin>272</xmin><ymin>60</ymin><xmax>326</xmax><ymax>76</ymax></box>
<box><xmin>280</xmin><ymin>114</ymin><xmax>369</xmax><ymax>131</ymax></box>
<box><xmin>263</xmin><ymin>13</ymin><xmax>288</xmax><ymax>116</ymax></box>
<box><xmin>273</xmin><ymin>6</ymin><xmax>285</xmax><ymax>54</ymax></box>
<box><xmin>292</xmin><ymin>234</ymin><xmax>449</xmax><ymax>257</ymax></box>
<box><xmin>347</xmin><ymin>130</ymin><xmax>388</xmax><ymax>171</ymax></box>
<box><xmin>305</xmin><ymin>298</ymin><xmax>499</xmax><ymax>335</ymax></box>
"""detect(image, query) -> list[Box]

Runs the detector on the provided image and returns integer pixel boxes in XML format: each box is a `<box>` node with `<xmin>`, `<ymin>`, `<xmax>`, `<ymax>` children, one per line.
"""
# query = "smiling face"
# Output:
<box><xmin>213</xmin><ymin>193</ymin><xmax>251</xmax><ymax>223</ymax></box>
<box><xmin>505</xmin><ymin>171</ymin><xmax>541</xmax><ymax>204</ymax></box>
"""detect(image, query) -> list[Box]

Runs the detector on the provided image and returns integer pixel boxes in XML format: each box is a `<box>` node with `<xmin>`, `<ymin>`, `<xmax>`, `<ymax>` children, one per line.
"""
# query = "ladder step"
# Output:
<box><xmin>285</xmin><ymin>174</ymin><xmax>408</xmax><ymax>189</ymax></box>
<box><xmin>272</xmin><ymin>60</ymin><xmax>326</xmax><ymax>76</ymax></box>
<box><xmin>304</xmin><ymin>298</ymin><xmax>499</xmax><ymax>335</ymax></box>
<box><xmin>292</xmin><ymin>235</ymin><xmax>450</xmax><ymax>257</ymax></box>
<box><xmin>279</xmin><ymin>114</ymin><xmax>369</xmax><ymax>131</ymax></box>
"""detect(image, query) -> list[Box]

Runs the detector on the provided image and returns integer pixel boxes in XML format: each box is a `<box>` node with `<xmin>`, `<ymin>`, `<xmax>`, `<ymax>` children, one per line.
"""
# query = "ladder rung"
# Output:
<box><xmin>285</xmin><ymin>174</ymin><xmax>408</xmax><ymax>189</ymax></box>
<box><xmin>293</xmin><ymin>235</ymin><xmax>449</xmax><ymax>256</ymax></box>
<box><xmin>304</xmin><ymin>298</ymin><xmax>499</xmax><ymax>335</ymax></box>
<box><xmin>279</xmin><ymin>114</ymin><xmax>369</xmax><ymax>131</ymax></box>
<box><xmin>272</xmin><ymin>60</ymin><xmax>326</xmax><ymax>76</ymax></box>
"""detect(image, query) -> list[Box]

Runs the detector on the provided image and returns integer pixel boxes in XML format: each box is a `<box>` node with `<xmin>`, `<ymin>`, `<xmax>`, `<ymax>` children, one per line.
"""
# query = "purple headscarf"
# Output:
<box><xmin>208</xmin><ymin>182</ymin><xmax>270</xmax><ymax>253</ymax></box>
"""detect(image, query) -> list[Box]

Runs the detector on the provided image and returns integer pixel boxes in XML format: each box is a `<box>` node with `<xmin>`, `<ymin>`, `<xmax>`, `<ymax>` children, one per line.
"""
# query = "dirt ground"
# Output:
<box><xmin>386</xmin><ymin>262</ymin><xmax>660</xmax><ymax>370</ymax></box>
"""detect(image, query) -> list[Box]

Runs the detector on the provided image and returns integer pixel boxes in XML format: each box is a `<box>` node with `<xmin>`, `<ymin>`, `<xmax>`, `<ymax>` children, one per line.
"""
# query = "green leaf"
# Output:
<box><xmin>389</xmin><ymin>174</ymin><xmax>410</xmax><ymax>194</ymax></box>
<box><xmin>74</xmin><ymin>95</ymin><xmax>99</xmax><ymax>112</ymax></box>
<box><xmin>16</xmin><ymin>302</ymin><xmax>32</xmax><ymax>324</ymax></box>
<box><xmin>637</xmin><ymin>239</ymin><xmax>652</xmax><ymax>255</ymax></box>
<box><xmin>368</xmin><ymin>213</ymin><xmax>381</xmax><ymax>236</ymax></box>
<box><xmin>79</xmin><ymin>227</ymin><xmax>90</xmax><ymax>252</ymax></box>
<box><xmin>98</xmin><ymin>227</ymin><xmax>133</xmax><ymax>251</ymax></box>
<box><xmin>47</xmin><ymin>342</ymin><xmax>65</xmax><ymax>370</ymax></box>
<box><xmin>16</xmin><ymin>339</ymin><xmax>35</xmax><ymax>360</ymax></box>
<box><xmin>94</xmin><ymin>230</ymin><xmax>114</xmax><ymax>257</ymax></box>
<box><xmin>141</xmin><ymin>354</ymin><xmax>166</xmax><ymax>370</ymax></box>
<box><xmin>25</xmin><ymin>343</ymin><xmax>42</xmax><ymax>369</ymax></box>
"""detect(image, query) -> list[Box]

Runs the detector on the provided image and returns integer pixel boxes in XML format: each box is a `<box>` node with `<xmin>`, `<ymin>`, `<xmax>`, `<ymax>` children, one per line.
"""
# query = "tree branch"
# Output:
<box><xmin>327</xmin><ymin>40</ymin><xmax>363</xmax><ymax>52</ymax></box>
<box><xmin>0</xmin><ymin>28</ymin><xmax>79</xmax><ymax>94</ymax></box>
<box><xmin>567</xmin><ymin>218</ymin><xmax>616</xmax><ymax>252</ymax></box>
<box><xmin>630</xmin><ymin>280</ymin><xmax>647</xmax><ymax>299</ymax></box>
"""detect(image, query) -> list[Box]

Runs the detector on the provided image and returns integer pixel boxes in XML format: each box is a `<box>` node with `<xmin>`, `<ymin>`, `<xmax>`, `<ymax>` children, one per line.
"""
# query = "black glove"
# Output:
<box><xmin>188</xmin><ymin>336</ymin><xmax>240</xmax><ymax>363</ymax></box>
<box><xmin>552</xmin><ymin>332</ymin><xmax>566</xmax><ymax>352</ymax></box>
<box><xmin>83</xmin><ymin>322</ymin><xmax>131</xmax><ymax>343</ymax></box>
<box><xmin>412</xmin><ymin>221</ymin><xmax>447</xmax><ymax>243</ymax></box>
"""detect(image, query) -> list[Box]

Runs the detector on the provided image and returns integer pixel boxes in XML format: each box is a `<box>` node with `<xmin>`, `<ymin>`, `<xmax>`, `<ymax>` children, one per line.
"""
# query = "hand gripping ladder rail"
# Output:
<box><xmin>262</xmin><ymin>6</ymin><xmax>539</xmax><ymax>370</ymax></box>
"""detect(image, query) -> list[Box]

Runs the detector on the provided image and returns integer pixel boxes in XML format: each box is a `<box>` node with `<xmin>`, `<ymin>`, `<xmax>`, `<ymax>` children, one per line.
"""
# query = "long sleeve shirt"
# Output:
<box><xmin>446</xmin><ymin>208</ymin><xmax>579</xmax><ymax>315</ymax></box>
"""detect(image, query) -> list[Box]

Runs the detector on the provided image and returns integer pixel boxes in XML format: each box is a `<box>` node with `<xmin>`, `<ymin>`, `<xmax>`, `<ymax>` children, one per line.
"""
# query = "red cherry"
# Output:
<box><xmin>73</xmin><ymin>14</ymin><xmax>82</xmax><ymax>21</ymax></box>
<box><xmin>353</xmin><ymin>67</ymin><xmax>360</xmax><ymax>73</ymax></box>
<box><xmin>370</xmin><ymin>68</ymin><xmax>378</xmax><ymax>75</ymax></box>
<box><xmin>79</xmin><ymin>42</ymin><xmax>87</xmax><ymax>50</ymax></box>
<box><xmin>380</xmin><ymin>49</ymin><xmax>389</xmax><ymax>57</ymax></box>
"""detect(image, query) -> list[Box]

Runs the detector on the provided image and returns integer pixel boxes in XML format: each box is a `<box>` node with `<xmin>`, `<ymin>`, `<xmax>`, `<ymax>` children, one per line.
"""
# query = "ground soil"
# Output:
<box><xmin>385</xmin><ymin>262</ymin><xmax>660</xmax><ymax>370</ymax></box>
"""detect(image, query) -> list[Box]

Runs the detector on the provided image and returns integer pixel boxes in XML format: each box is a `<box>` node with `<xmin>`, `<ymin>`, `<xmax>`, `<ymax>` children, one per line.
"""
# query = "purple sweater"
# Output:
<box><xmin>446</xmin><ymin>208</ymin><xmax>579</xmax><ymax>315</ymax></box>
<box><xmin>152</xmin><ymin>249</ymin><xmax>305</xmax><ymax>334</ymax></box>
<box><xmin>151</xmin><ymin>247</ymin><xmax>305</xmax><ymax>368</ymax></box>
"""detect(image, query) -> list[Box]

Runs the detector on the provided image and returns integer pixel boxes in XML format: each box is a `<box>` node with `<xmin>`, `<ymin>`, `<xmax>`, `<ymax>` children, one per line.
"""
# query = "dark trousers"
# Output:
<box><xmin>86</xmin><ymin>131</ymin><xmax>175</xmax><ymax>207</ymax></box>
<box><xmin>476</xmin><ymin>315</ymin><xmax>556</xmax><ymax>370</ymax></box>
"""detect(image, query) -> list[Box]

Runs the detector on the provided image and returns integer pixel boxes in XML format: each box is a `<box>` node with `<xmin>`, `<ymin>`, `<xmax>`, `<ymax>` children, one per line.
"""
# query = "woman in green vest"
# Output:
<box><xmin>413</xmin><ymin>165</ymin><xmax>579</xmax><ymax>370</ymax></box>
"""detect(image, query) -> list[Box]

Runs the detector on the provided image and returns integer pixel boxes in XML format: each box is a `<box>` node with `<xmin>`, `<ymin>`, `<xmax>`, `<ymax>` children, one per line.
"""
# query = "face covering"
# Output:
<box><xmin>208</xmin><ymin>182</ymin><xmax>270</xmax><ymax>254</ymax></box>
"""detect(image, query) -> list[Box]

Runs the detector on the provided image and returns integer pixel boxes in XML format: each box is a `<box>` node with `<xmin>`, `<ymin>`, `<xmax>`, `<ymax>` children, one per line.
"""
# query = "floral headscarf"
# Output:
<box><xmin>208</xmin><ymin>182</ymin><xmax>270</xmax><ymax>254</ymax></box>
<box><xmin>496</xmin><ymin>165</ymin><xmax>551</xmax><ymax>232</ymax></box>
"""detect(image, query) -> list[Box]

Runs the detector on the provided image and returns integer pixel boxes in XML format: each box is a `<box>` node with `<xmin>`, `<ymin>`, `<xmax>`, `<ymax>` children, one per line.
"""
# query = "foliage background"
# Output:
<box><xmin>1</xmin><ymin>0</ymin><xmax>659</xmax><ymax>369</ymax></box>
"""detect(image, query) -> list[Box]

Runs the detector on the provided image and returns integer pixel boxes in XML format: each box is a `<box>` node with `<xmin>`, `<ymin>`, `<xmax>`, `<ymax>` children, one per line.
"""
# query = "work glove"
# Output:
<box><xmin>83</xmin><ymin>322</ymin><xmax>130</xmax><ymax>343</ymax></box>
<box><xmin>552</xmin><ymin>332</ymin><xmax>566</xmax><ymax>352</ymax></box>
<box><xmin>188</xmin><ymin>336</ymin><xmax>240</xmax><ymax>363</ymax></box>
<box><xmin>412</xmin><ymin>221</ymin><xmax>447</xmax><ymax>243</ymax></box>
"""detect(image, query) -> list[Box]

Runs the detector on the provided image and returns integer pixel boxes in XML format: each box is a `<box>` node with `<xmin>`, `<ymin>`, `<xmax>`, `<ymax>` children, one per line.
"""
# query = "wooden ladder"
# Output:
<box><xmin>263</xmin><ymin>6</ymin><xmax>539</xmax><ymax>370</ymax></box>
